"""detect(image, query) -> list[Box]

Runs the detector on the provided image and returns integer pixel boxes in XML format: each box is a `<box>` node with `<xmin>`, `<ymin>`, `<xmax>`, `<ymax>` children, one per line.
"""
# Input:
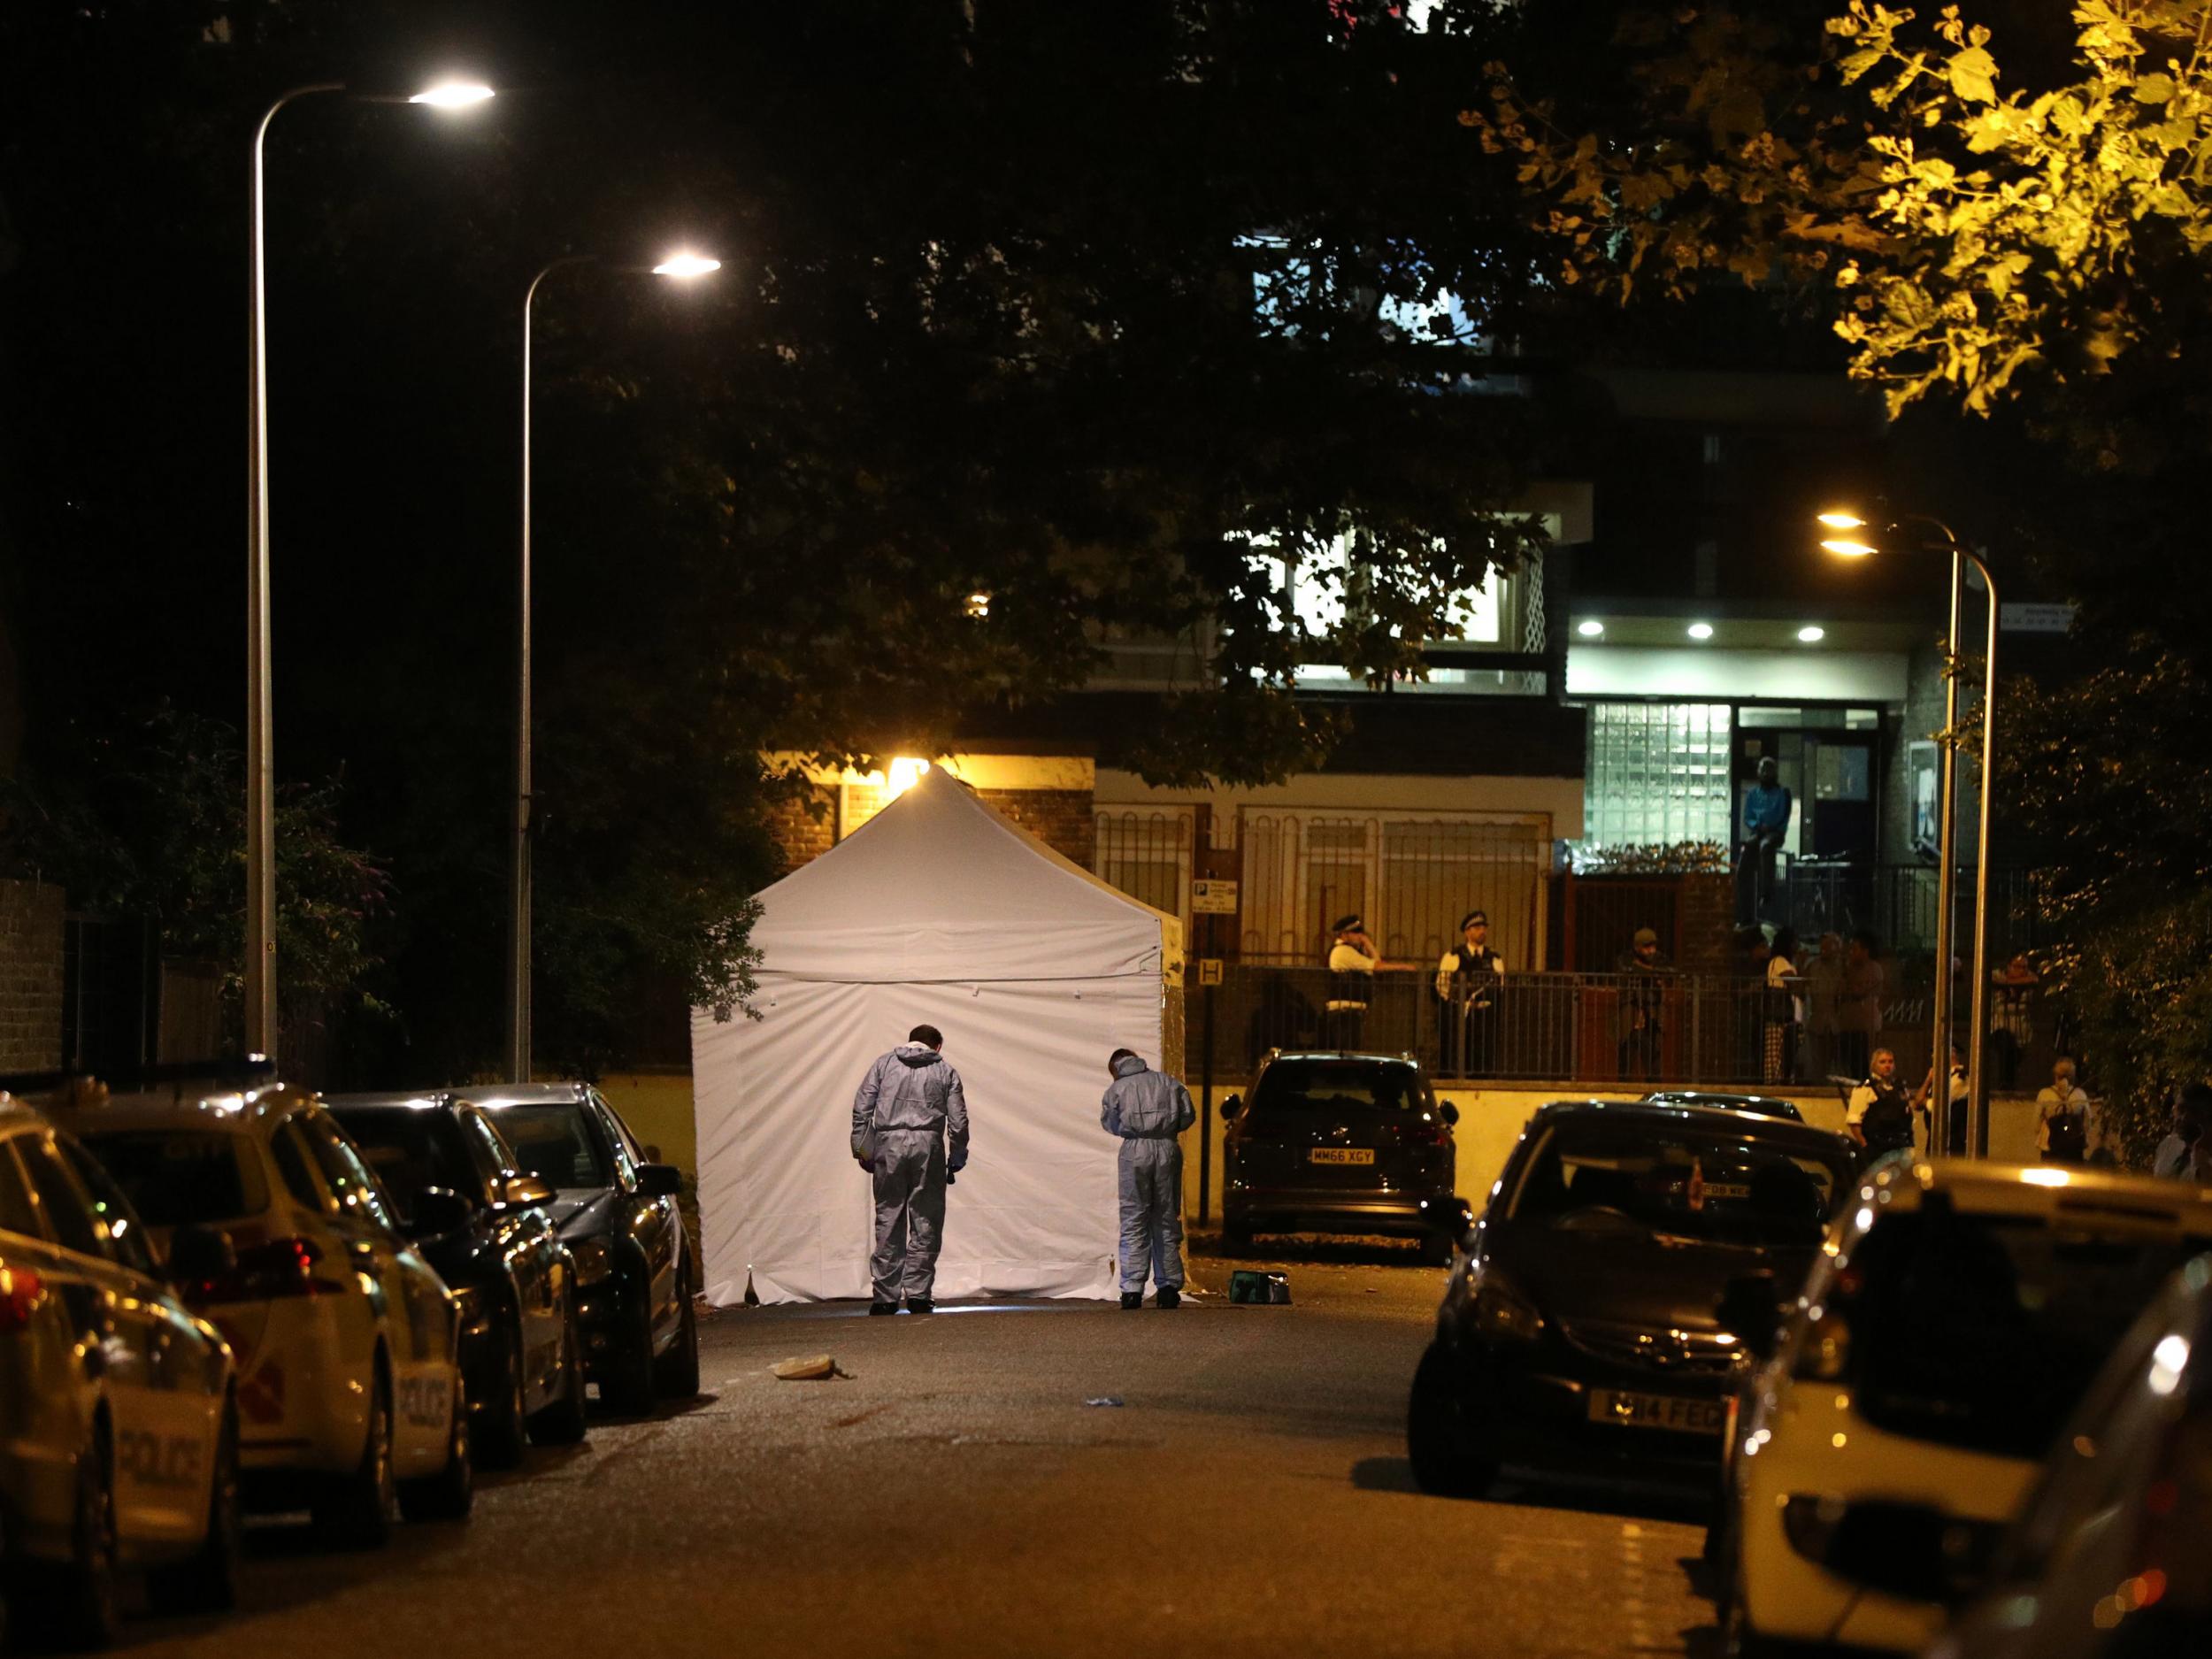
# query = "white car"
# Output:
<box><xmin>71</xmin><ymin>1081</ymin><xmax>472</xmax><ymax>1544</ymax></box>
<box><xmin>1715</xmin><ymin>1157</ymin><xmax>2212</xmax><ymax>1655</ymax></box>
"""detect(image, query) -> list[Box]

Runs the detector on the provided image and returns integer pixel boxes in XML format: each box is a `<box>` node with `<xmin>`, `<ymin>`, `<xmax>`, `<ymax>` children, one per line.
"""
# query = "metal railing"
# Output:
<box><xmin>1200</xmin><ymin>964</ymin><xmax>1825</xmax><ymax>1087</ymax></box>
<box><xmin>1778</xmin><ymin>864</ymin><xmax>2040</xmax><ymax>955</ymax></box>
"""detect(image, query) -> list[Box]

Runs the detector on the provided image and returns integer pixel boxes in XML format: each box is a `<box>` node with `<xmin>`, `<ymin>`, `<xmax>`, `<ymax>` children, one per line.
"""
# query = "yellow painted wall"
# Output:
<box><xmin>595</xmin><ymin>1071</ymin><xmax>696</xmax><ymax>1174</ymax></box>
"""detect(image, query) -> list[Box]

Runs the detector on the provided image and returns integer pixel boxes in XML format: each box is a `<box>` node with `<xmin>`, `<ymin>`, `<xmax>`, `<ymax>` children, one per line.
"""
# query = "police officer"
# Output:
<box><xmin>851</xmin><ymin>1023</ymin><xmax>969</xmax><ymax>1315</ymax></box>
<box><xmin>1847</xmin><ymin>1047</ymin><xmax>1916</xmax><ymax>1164</ymax></box>
<box><xmin>1434</xmin><ymin>910</ymin><xmax>1505</xmax><ymax>1077</ymax></box>
<box><xmin>1101</xmin><ymin>1048</ymin><xmax>1196</xmax><ymax>1310</ymax></box>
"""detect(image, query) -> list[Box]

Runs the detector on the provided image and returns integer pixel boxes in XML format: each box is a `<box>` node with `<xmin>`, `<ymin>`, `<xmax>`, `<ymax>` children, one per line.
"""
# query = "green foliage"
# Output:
<box><xmin>0</xmin><ymin>708</ymin><xmax>390</xmax><ymax>1034</ymax></box>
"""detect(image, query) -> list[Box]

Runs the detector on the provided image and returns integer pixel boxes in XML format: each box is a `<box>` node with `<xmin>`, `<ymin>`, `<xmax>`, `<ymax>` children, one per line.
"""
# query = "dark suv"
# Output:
<box><xmin>1220</xmin><ymin>1051</ymin><xmax>1467</xmax><ymax>1263</ymax></box>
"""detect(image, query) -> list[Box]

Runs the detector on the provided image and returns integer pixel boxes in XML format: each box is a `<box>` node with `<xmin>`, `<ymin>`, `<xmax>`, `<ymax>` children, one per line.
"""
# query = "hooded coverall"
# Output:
<box><xmin>1101</xmin><ymin>1052</ymin><xmax>1195</xmax><ymax>1295</ymax></box>
<box><xmin>852</xmin><ymin>1041</ymin><xmax>970</xmax><ymax>1305</ymax></box>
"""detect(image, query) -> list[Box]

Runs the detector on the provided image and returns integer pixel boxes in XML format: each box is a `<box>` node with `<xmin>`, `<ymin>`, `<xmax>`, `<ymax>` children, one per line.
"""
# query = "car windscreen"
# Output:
<box><xmin>1508</xmin><ymin>1118</ymin><xmax>1848</xmax><ymax>1248</ymax></box>
<box><xmin>1840</xmin><ymin>1209</ymin><xmax>2205</xmax><ymax>1460</ymax></box>
<box><xmin>78</xmin><ymin>1130</ymin><xmax>269</xmax><ymax>1227</ymax></box>
<box><xmin>488</xmin><ymin>1103</ymin><xmax>615</xmax><ymax>1189</ymax></box>
<box><xmin>1249</xmin><ymin>1062</ymin><xmax>1428</xmax><ymax>1116</ymax></box>
<box><xmin>330</xmin><ymin>1110</ymin><xmax>476</xmax><ymax>1220</ymax></box>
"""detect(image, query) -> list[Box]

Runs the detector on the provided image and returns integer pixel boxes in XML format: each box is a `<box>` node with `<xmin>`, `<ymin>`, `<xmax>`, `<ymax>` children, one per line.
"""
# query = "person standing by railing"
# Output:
<box><xmin>1325</xmin><ymin>915</ymin><xmax>1379</xmax><ymax>1051</ymax></box>
<box><xmin>1616</xmin><ymin>926</ymin><xmax>1670</xmax><ymax>1082</ymax></box>
<box><xmin>1805</xmin><ymin>931</ymin><xmax>1846</xmax><ymax>1080</ymax></box>
<box><xmin>1764</xmin><ymin>928</ymin><xmax>1805</xmax><ymax>1086</ymax></box>
<box><xmin>1837</xmin><ymin>933</ymin><xmax>1885</xmax><ymax>1079</ymax></box>
<box><xmin>1434</xmin><ymin>909</ymin><xmax>1505</xmax><ymax>1077</ymax></box>
<box><xmin>1740</xmin><ymin>756</ymin><xmax>1794</xmax><ymax>925</ymax></box>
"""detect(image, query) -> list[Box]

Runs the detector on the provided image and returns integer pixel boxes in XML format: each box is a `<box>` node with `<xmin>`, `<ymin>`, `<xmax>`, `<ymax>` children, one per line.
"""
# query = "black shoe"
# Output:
<box><xmin>907</xmin><ymin>1298</ymin><xmax>933</xmax><ymax>1314</ymax></box>
<box><xmin>1156</xmin><ymin>1287</ymin><xmax>1181</xmax><ymax>1310</ymax></box>
<box><xmin>1120</xmin><ymin>1292</ymin><xmax>1143</xmax><ymax>1310</ymax></box>
<box><xmin>868</xmin><ymin>1302</ymin><xmax>897</xmax><ymax>1316</ymax></box>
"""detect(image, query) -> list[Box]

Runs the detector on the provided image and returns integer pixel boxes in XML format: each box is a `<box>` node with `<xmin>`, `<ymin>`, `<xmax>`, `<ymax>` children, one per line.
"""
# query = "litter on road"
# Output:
<box><xmin>771</xmin><ymin>1354</ymin><xmax>852</xmax><ymax>1380</ymax></box>
<box><xmin>1083</xmin><ymin>1396</ymin><xmax>1125</xmax><ymax>1409</ymax></box>
<box><xmin>1227</xmin><ymin>1270</ymin><xmax>1292</xmax><ymax>1305</ymax></box>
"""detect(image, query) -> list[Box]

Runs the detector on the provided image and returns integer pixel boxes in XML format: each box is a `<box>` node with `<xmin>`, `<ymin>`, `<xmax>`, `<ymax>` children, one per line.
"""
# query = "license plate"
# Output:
<box><xmin>1587</xmin><ymin>1390</ymin><xmax>1726</xmax><ymax>1434</ymax></box>
<box><xmin>1309</xmin><ymin>1148</ymin><xmax>1374</xmax><ymax>1166</ymax></box>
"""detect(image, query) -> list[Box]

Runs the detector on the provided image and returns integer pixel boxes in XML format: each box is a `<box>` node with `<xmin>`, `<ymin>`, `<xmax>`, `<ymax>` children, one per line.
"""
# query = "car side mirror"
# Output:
<box><xmin>500</xmin><ymin>1173</ymin><xmax>557</xmax><ymax>1209</ymax></box>
<box><xmin>637</xmin><ymin>1163</ymin><xmax>683</xmax><ymax>1199</ymax></box>
<box><xmin>165</xmin><ymin>1225</ymin><xmax>234</xmax><ymax>1287</ymax></box>
<box><xmin>1717</xmin><ymin>1271</ymin><xmax>1785</xmax><ymax>1361</ymax></box>
<box><xmin>405</xmin><ymin>1187</ymin><xmax>475</xmax><ymax>1240</ymax></box>
<box><xmin>1219</xmin><ymin>1094</ymin><xmax>1242</xmax><ymax>1122</ymax></box>
<box><xmin>1807</xmin><ymin>1499</ymin><xmax>1998</xmax><ymax>1605</ymax></box>
<box><xmin>1439</xmin><ymin>1102</ymin><xmax>1460</xmax><ymax>1126</ymax></box>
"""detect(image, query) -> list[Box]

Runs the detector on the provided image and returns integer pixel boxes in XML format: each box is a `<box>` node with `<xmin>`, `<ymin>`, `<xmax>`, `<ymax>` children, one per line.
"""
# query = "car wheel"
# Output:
<box><xmin>1406</xmin><ymin>1341</ymin><xmax>1497</xmax><ymax>1498</ymax></box>
<box><xmin>600</xmin><ymin>1279</ymin><xmax>658</xmax><ymax>1414</ymax></box>
<box><xmin>149</xmin><ymin>1399</ymin><xmax>241</xmax><ymax>1615</ymax></box>
<box><xmin>474</xmin><ymin>1317</ymin><xmax>529</xmax><ymax>1471</ymax></box>
<box><xmin>528</xmin><ymin>1293</ymin><xmax>589</xmax><ymax>1447</ymax></box>
<box><xmin>398</xmin><ymin>1372</ymin><xmax>473</xmax><ymax>1524</ymax></box>
<box><xmin>652</xmin><ymin>1265</ymin><xmax>701</xmax><ymax>1400</ymax></box>
<box><xmin>313</xmin><ymin>1365</ymin><xmax>397</xmax><ymax>1549</ymax></box>
<box><xmin>44</xmin><ymin>1416</ymin><xmax>121</xmax><ymax>1647</ymax></box>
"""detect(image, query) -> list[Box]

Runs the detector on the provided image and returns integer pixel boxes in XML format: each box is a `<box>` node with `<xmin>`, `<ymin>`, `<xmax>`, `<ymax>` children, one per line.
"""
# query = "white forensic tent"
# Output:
<box><xmin>692</xmin><ymin>769</ymin><xmax>1185</xmax><ymax>1305</ymax></box>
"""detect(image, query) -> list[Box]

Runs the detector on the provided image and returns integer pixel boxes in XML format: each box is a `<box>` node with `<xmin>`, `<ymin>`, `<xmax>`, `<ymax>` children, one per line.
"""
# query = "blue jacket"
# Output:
<box><xmin>1744</xmin><ymin>782</ymin><xmax>1793</xmax><ymax>839</ymax></box>
<box><xmin>1101</xmin><ymin>1052</ymin><xmax>1196</xmax><ymax>1141</ymax></box>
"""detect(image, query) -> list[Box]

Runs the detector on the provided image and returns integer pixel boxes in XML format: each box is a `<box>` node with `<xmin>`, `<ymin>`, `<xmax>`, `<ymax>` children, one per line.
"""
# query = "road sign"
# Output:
<box><xmin>1198</xmin><ymin>958</ymin><xmax>1224</xmax><ymax>987</ymax></box>
<box><xmin>1191</xmin><ymin>879</ymin><xmax>1239</xmax><ymax>914</ymax></box>
<box><xmin>2000</xmin><ymin>603</ymin><xmax>2078</xmax><ymax>635</ymax></box>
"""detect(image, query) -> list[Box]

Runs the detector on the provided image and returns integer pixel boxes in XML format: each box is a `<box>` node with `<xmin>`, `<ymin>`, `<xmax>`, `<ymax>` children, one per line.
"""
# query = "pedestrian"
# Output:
<box><xmin>850</xmin><ymin>1023</ymin><xmax>970</xmax><ymax>1315</ymax></box>
<box><xmin>1991</xmin><ymin>955</ymin><xmax>2038</xmax><ymax>1092</ymax></box>
<box><xmin>1616</xmin><ymin>926</ymin><xmax>1670</xmax><ymax>1082</ymax></box>
<box><xmin>1100</xmin><ymin>1048</ymin><xmax>1196</xmax><ymax>1310</ymax></box>
<box><xmin>1433</xmin><ymin>909</ymin><xmax>1505</xmax><ymax>1077</ymax></box>
<box><xmin>2034</xmin><ymin>1056</ymin><xmax>2093</xmax><ymax>1164</ymax></box>
<box><xmin>1325</xmin><ymin>914</ymin><xmax>1379</xmax><ymax>1050</ymax></box>
<box><xmin>1805</xmin><ymin>931</ymin><xmax>1845</xmax><ymax>1079</ymax></box>
<box><xmin>1740</xmin><ymin>757</ymin><xmax>1793</xmax><ymax>924</ymax></box>
<box><xmin>1847</xmin><ymin>1047</ymin><xmax>1916</xmax><ymax>1164</ymax></box>
<box><xmin>1763</xmin><ymin>929</ymin><xmax>1804</xmax><ymax>1086</ymax></box>
<box><xmin>1836</xmin><ymin>933</ymin><xmax>1885</xmax><ymax>1079</ymax></box>
<box><xmin>2154</xmin><ymin>1083</ymin><xmax>2210</xmax><ymax>1179</ymax></box>
<box><xmin>1915</xmin><ymin>1041</ymin><xmax>1968</xmax><ymax>1156</ymax></box>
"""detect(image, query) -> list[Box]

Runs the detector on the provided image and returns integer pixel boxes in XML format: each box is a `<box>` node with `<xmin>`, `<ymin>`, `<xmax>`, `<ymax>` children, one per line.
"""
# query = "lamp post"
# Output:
<box><xmin>507</xmin><ymin>250</ymin><xmax>722</xmax><ymax>1084</ymax></box>
<box><xmin>1819</xmin><ymin>511</ymin><xmax>2000</xmax><ymax>1155</ymax></box>
<box><xmin>247</xmin><ymin>77</ymin><xmax>494</xmax><ymax>1062</ymax></box>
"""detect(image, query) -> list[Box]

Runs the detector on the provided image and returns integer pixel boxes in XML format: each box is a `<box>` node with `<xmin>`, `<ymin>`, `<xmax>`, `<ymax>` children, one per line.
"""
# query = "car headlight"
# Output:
<box><xmin>569</xmin><ymin>1238</ymin><xmax>615</xmax><ymax>1286</ymax></box>
<box><xmin>1472</xmin><ymin>1272</ymin><xmax>1544</xmax><ymax>1342</ymax></box>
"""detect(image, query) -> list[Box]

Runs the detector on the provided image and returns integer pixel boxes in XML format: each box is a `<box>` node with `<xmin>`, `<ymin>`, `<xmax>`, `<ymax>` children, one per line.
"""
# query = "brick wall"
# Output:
<box><xmin>978</xmin><ymin>787</ymin><xmax>1095</xmax><ymax>868</ymax></box>
<box><xmin>0</xmin><ymin>880</ymin><xmax>64</xmax><ymax>1071</ymax></box>
<box><xmin>763</xmin><ymin>783</ymin><xmax>839</xmax><ymax>877</ymax></box>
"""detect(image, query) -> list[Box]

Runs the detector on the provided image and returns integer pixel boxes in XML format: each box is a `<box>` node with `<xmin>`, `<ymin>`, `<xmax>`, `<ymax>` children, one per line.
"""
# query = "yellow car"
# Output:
<box><xmin>72</xmin><ymin>1080</ymin><xmax>472</xmax><ymax>1545</ymax></box>
<box><xmin>1</xmin><ymin>1098</ymin><xmax>237</xmax><ymax>1647</ymax></box>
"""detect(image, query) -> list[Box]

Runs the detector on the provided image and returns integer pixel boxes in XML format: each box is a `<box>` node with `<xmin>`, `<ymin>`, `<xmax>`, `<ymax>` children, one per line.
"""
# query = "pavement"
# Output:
<box><xmin>115</xmin><ymin>1241</ymin><xmax>1719</xmax><ymax>1658</ymax></box>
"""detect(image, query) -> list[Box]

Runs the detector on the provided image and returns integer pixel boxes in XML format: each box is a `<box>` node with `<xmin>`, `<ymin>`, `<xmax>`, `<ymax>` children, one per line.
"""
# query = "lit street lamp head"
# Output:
<box><xmin>652</xmin><ymin>252</ymin><xmax>722</xmax><ymax>280</ymax></box>
<box><xmin>1821</xmin><ymin>538</ymin><xmax>1879</xmax><ymax>558</ymax></box>
<box><xmin>409</xmin><ymin>81</ymin><xmax>496</xmax><ymax>108</ymax></box>
<box><xmin>1816</xmin><ymin>510</ymin><xmax>1867</xmax><ymax>531</ymax></box>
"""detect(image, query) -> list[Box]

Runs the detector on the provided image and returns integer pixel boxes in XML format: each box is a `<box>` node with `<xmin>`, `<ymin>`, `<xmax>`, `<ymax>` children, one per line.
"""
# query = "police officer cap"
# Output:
<box><xmin>1633</xmin><ymin>926</ymin><xmax>1659</xmax><ymax>947</ymax></box>
<box><xmin>1460</xmin><ymin>910</ymin><xmax>1488</xmax><ymax>931</ymax></box>
<box><xmin>1333</xmin><ymin>913</ymin><xmax>1363</xmax><ymax>933</ymax></box>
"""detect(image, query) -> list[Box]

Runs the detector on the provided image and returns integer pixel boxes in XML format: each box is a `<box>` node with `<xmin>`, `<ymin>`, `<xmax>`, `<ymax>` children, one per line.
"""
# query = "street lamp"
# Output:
<box><xmin>1818</xmin><ymin>508</ymin><xmax>1999</xmax><ymax>1156</ymax></box>
<box><xmin>508</xmin><ymin>248</ymin><xmax>722</xmax><ymax>1084</ymax></box>
<box><xmin>247</xmin><ymin>77</ymin><xmax>494</xmax><ymax>1062</ymax></box>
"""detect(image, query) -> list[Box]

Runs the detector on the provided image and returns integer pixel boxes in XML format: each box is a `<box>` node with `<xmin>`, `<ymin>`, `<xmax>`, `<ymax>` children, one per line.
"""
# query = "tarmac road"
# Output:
<box><xmin>115</xmin><ymin>1242</ymin><xmax>1717</xmax><ymax>1659</ymax></box>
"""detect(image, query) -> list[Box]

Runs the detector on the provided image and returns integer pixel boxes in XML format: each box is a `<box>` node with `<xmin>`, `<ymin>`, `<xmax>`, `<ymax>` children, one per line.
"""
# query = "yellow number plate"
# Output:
<box><xmin>1587</xmin><ymin>1390</ymin><xmax>1726</xmax><ymax>1434</ymax></box>
<box><xmin>1309</xmin><ymin>1148</ymin><xmax>1374</xmax><ymax>1165</ymax></box>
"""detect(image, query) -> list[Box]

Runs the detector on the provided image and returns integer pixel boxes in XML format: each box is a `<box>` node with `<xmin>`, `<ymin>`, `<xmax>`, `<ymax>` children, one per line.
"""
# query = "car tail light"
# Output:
<box><xmin>188</xmin><ymin>1237</ymin><xmax>339</xmax><ymax>1305</ymax></box>
<box><xmin>1407</xmin><ymin>1122</ymin><xmax>1452</xmax><ymax>1148</ymax></box>
<box><xmin>0</xmin><ymin>1264</ymin><xmax>43</xmax><ymax>1332</ymax></box>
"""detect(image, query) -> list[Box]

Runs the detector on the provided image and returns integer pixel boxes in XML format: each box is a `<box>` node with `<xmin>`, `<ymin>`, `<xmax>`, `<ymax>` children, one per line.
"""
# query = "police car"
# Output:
<box><xmin>1714</xmin><ymin>1157</ymin><xmax>2212</xmax><ymax>1655</ymax></box>
<box><xmin>1</xmin><ymin>1096</ymin><xmax>238</xmax><ymax>1647</ymax></box>
<box><xmin>70</xmin><ymin>1080</ymin><xmax>472</xmax><ymax>1545</ymax></box>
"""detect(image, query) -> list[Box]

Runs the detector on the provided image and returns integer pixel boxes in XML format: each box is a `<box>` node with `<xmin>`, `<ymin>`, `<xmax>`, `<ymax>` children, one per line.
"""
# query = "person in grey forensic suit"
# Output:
<box><xmin>1101</xmin><ymin>1048</ymin><xmax>1196</xmax><ymax>1310</ymax></box>
<box><xmin>851</xmin><ymin>1023</ymin><xmax>969</xmax><ymax>1315</ymax></box>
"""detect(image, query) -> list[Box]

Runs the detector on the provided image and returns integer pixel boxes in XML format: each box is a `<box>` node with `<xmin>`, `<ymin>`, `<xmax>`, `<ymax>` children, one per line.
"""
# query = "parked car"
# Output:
<box><xmin>450</xmin><ymin>1084</ymin><xmax>698</xmax><ymax>1411</ymax></box>
<box><xmin>0</xmin><ymin>1098</ymin><xmax>239</xmax><ymax>1647</ymax></box>
<box><xmin>1407</xmin><ymin>1099</ymin><xmax>1855</xmax><ymax>1498</ymax></box>
<box><xmin>1929</xmin><ymin>1252</ymin><xmax>2212</xmax><ymax>1659</ymax></box>
<box><xmin>1220</xmin><ymin>1051</ymin><xmax>1469</xmax><ymax>1263</ymax></box>
<box><xmin>1642</xmin><ymin>1090</ymin><xmax>1806</xmax><ymax>1124</ymax></box>
<box><xmin>1713</xmin><ymin>1158</ymin><xmax>2212</xmax><ymax>1656</ymax></box>
<box><xmin>71</xmin><ymin>1081</ymin><xmax>472</xmax><ymax>1544</ymax></box>
<box><xmin>326</xmin><ymin>1094</ymin><xmax>588</xmax><ymax>1465</ymax></box>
